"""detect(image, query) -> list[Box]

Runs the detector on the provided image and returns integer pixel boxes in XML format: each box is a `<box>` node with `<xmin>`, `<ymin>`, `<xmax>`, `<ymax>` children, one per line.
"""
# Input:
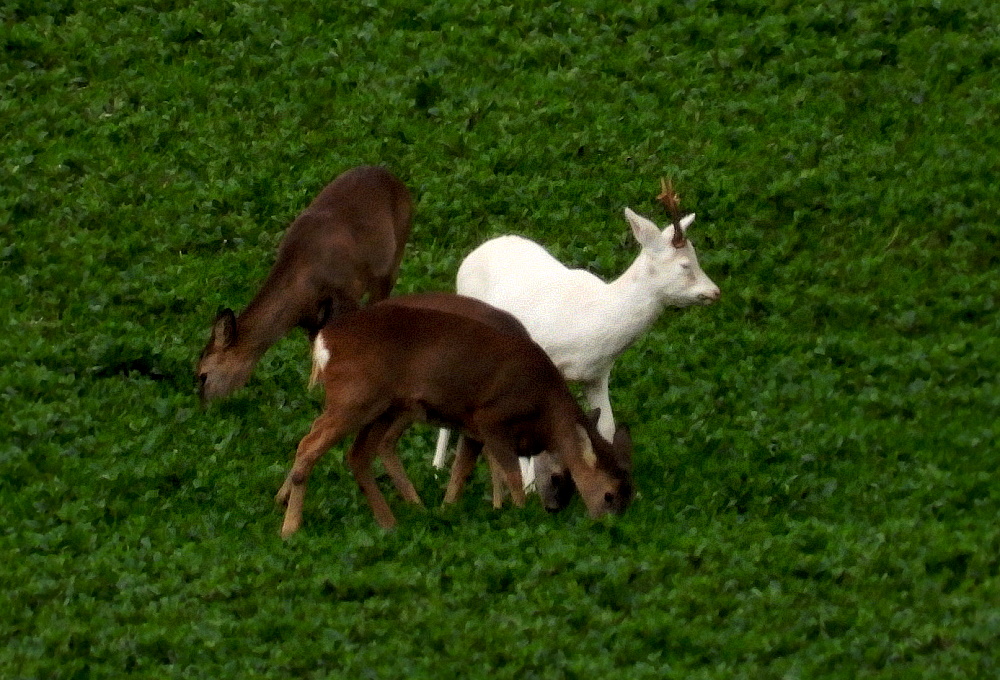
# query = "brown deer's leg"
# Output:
<box><xmin>505</xmin><ymin>467</ymin><xmax>527</xmax><ymax>508</ymax></box>
<box><xmin>381</xmin><ymin>453</ymin><xmax>422</xmax><ymax>506</ymax></box>
<box><xmin>376</xmin><ymin>411</ymin><xmax>424</xmax><ymax>507</ymax></box>
<box><xmin>486</xmin><ymin>454</ymin><xmax>507</xmax><ymax>508</ymax></box>
<box><xmin>346</xmin><ymin>418</ymin><xmax>398</xmax><ymax>529</ymax></box>
<box><xmin>444</xmin><ymin>435</ymin><xmax>482</xmax><ymax>504</ymax></box>
<box><xmin>278</xmin><ymin>412</ymin><xmax>350</xmax><ymax>538</ymax></box>
<box><xmin>486</xmin><ymin>443</ymin><xmax>526</xmax><ymax>509</ymax></box>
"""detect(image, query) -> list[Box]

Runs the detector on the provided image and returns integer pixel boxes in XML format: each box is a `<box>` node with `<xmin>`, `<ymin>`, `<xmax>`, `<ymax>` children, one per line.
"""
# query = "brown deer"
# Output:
<box><xmin>197</xmin><ymin>165</ymin><xmax>412</xmax><ymax>403</ymax></box>
<box><xmin>275</xmin><ymin>299</ymin><xmax>634</xmax><ymax>535</ymax></box>
<box><xmin>338</xmin><ymin>292</ymin><xmax>589</xmax><ymax>513</ymax></box>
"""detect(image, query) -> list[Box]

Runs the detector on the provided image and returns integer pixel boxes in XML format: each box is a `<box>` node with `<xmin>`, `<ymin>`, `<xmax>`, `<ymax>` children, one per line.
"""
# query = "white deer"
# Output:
<box><xmin>433</xmin><ymin>180</ymin><xmax>720</xmax><ymax>490</ymax></box>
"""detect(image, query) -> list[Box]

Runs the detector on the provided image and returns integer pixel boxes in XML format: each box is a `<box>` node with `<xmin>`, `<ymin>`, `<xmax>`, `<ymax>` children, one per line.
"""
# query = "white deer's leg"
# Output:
<box><xmin>584</xmin><ymin>371</ymin><xmax>616</xmax><ymax>441</ymax></box>
<box><xmin>432</xmin><ymin>428</ymin><xmax>452</xmax><ymax>468</ymax></box>
<box><xmin>519</xmin><ymin>456</ymin><xmax>535</xmax><ymax>492</ymax></box>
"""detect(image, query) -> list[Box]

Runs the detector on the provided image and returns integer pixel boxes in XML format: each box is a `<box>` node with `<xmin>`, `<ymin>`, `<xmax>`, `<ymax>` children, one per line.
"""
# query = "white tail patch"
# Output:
<box><xmin>309</xmin><ymin>334</ymin><xmax>330</xmax><ymax>389</ymax></box>
<box><xmin>576</xmin><ymin>424</ymin><xmax>597</xmax><ymax>468</ymax></box>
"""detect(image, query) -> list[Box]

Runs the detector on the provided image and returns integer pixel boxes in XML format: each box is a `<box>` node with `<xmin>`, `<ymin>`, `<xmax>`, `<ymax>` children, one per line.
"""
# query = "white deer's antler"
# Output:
<box><xmin>656</xmin><ymin>177</ymin><xmax>687</xmax><ymax>248</ymax></box>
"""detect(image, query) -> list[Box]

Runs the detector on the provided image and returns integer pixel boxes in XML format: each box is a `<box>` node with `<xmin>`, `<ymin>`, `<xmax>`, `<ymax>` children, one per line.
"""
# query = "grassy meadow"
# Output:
<box><xmin>3</xmin><ymin>0</ymin><xmax>999</xmax><ymax>677</ymax></box>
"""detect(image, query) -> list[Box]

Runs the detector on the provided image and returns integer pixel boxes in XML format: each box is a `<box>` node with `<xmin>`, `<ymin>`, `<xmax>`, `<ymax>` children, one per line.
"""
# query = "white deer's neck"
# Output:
<box><xmin>600</xmin><ymin>251</ymin><xmax>666</xmax><ymax>353</ymax></box>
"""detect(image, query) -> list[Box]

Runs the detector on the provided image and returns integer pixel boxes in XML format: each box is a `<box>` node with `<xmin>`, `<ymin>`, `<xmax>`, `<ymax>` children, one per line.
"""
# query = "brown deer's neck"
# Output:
<box><xmin>545</xmin><ymin>395</ymin><xmax>582</xmax><ymax>453</ymax></box>
<box><xmin>235</xmin><ymin>274</ymin><xmax>304</xmax><ymax>360</ymax></box>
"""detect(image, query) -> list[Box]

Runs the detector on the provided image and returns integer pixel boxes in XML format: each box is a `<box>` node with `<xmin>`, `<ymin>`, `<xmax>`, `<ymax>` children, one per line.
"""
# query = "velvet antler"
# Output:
<box><xmin>656</xmin><ymin>177</ymin><xmax>687</xmax><ymax>248</ymax></box>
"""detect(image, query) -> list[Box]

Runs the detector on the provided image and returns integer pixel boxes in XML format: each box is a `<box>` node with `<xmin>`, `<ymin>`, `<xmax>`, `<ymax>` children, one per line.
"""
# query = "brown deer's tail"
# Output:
<box><xmin>308</xmin><ymin>333</ymin><xmax>330</xmax><ymax>389</ymax></box>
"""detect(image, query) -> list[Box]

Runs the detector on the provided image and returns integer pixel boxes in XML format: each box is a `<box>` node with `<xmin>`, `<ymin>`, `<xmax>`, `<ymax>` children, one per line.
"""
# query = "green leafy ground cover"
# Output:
<box><xmin>2</xmin><ymin>0</ymin><xmax>998</xmax><ymax>677</ymax></box>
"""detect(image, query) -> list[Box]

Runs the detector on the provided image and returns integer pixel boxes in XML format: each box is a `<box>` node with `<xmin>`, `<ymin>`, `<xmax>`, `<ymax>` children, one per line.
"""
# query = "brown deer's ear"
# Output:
<box><xmin>612</xmin><ymin>424</ymin><xmax>633</xmax><ymax>472</ymax></box>
<box><xmin>587</xmin><ymin>408</ymin><xmax>602</xmax><ymax>429</ymax></box>
<box><xmin>576</xmin><ymin>424</ymin><xmax>598</xmax><ymax>468</ymax></box>
<box><xmin>210</xmin><ymin>308</ymin><xmax>238</xmax><ymax>350</ymax></box>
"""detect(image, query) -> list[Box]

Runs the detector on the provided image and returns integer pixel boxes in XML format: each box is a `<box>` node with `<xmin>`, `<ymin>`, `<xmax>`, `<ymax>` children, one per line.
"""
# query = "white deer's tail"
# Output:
<box><xmin>433</xmin><ymin>429</ymin><xmax>452</xmax><ymax>468</ymax></box>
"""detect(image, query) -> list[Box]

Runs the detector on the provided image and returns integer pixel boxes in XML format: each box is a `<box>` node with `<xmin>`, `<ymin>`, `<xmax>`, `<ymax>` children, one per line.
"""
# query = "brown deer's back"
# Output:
<box><xmin>377</xmin><ymin>292</ymin><xmax>530</xmax><ymax>339</ymax></box>
<box><xmin>318</xmin><ymin>303</ymin><xmax>571</xmax><ymax>424</ymax></box>
<box><xmin>279</xmin><ymin>166</ymin><xmax>411</xmax><ymax>272</ymax></box>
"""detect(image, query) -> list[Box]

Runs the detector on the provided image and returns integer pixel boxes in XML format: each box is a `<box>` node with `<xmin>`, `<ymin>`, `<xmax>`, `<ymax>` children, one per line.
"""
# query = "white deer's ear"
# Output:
<box><xmin>624</xmin><ymin>208</ymin><xmax>662</xmax><ymax>250</ymax></box>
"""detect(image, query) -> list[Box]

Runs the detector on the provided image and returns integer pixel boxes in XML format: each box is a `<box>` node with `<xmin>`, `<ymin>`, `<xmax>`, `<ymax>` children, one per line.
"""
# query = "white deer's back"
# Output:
<box><xmin>457</xmin><ymin>235</ymin><xmax>646</xmax><ymax>382</ymax></box>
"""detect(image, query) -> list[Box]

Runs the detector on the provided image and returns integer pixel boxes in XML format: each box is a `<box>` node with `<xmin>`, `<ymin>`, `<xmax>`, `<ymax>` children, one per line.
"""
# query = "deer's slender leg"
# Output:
<box><xmin>278</xmin><ymin>412</ymin><xmax>351</xmax><ymax>538</ymax></box>
<box><xmin>486</xmin><ymin>443</ymin><xmax>526</xmax><ymax>509</ymax></box>
<box><xmin>487</xmin><ymin>454</ymin><xmax>508</xmax><ymax>508</ymax></box>
<box><xmin>375</xmin><ymin>411</ymin><xmax>424</xmax><ymax>507</ymax></box>
<box><xmin>432</xmin><ymin>429</ymin><xmax>452</xmax><ymax>469</ymax></box>
<box><xmin>346</xmin><ymin>416</ymin><xmax>398</xmax><ymax>529</ymax></box>
<box><xmin>583</xmin><ymin>371</ymin><xmax>615</xmax><ymax>442</ymax></box>
<box><xmin>444</xmin><ymin>435</ymin><xmax>481</xmax><ymax>504</ymax></box>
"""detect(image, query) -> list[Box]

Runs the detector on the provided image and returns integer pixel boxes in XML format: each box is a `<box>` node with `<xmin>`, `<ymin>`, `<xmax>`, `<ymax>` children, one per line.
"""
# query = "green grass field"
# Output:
<box><xmin>3</xmin><ymin>1</ymin><xmax>998</xmax><ymax>677</ymax></box>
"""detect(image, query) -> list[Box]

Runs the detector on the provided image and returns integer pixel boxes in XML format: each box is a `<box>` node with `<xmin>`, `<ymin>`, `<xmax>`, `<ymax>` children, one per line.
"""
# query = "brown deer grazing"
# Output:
<box><xmin>349</xmin><ymin>293</ymin><xmax>573</xmax><ymax>512</ymax></box>
<box><xmin>197</xmin><ymin>165</ymin><xmax>412</xmax><ymax>403</ymax></box>
<box><xmin>275</xmin><ymin>299</ymin><xmax>634</xmax><ymax>535</ymax></box>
